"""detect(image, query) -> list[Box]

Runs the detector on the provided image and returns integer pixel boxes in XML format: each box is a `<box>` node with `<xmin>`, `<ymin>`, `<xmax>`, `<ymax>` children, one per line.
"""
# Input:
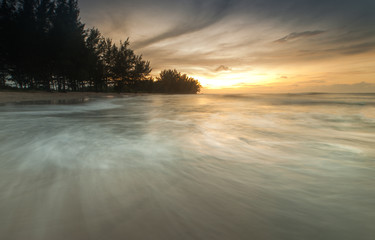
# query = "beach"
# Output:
<box><xmin>0</xmin><ymin>93</ymin><xmax>374</xmax><ymax>240</ymax></box>
<box><xmin>0</xmin><ymin>91</ymin><xmax>126</xmax><ymax>104</ymax></box>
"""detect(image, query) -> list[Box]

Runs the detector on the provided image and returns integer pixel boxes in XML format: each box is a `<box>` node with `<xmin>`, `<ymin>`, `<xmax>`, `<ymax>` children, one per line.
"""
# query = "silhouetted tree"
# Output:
<box><xmin>35</xmin><ymin>0</ymin><xmax>54</xmax><ymax>89</ymax></box>
<box><xmin>49</xmin><ymin>0</ymin><xmax>86</xmax><ymax>91</ymax></box>
<box><xmin>110</xmin><ymin>39</ymin><xmax>152</xmax><ymax>93</ymax></box>
<box><xmin>85</xmin><ymin>28</ymin><xmax>106</xmax><ymax>91</ymax></box>
<box><xmin>0</xmin><ymin>0</ymin><xmax>200</xmax><ymax>94</ymax></box>
<box><xmin>130</xmin><ymin>55</ymin><xmax>152</xmax><ymax>92</ymax></box>
<box><xmin>0</xmin><ymin>0</ymin><xmax>17</xmax><ymax>87</ymax></box>
<box><xmin>155</xmin><ymin>69</ymin><xmax>201</xmax><ymax>94</ymax></box>
<box><xmin>101</xmin><ymin>38</ymin><xmax>115</xmax><ymax>88</ymax></box>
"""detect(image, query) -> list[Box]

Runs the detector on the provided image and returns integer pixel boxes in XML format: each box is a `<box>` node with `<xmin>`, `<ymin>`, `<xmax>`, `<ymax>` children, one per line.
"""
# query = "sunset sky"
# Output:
<box><xmin>79</xmin><ymin>0</ymin><xmax>375</xmax><ymax>93</ymax></box>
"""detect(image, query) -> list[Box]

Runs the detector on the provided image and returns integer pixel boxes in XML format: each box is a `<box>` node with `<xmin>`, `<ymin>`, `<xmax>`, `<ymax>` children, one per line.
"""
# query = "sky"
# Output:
<box><xmin>78</xmin><ymin>0</ymin><xmax>375</xmax><ymax>93</ymax></box>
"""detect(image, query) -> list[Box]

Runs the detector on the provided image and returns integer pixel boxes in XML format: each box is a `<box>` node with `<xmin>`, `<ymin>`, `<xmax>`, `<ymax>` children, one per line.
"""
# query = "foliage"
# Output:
<box><xmin>155</xmin><ymin>69</ymin><xmax>201</xmax><ymax>94</ymax></box>
<box><xmin>0</xmin><ymin>0</ymin><xmax>201</xmax><ymax>94</ymax></box>
<box><xmin>0</xmin><ymin>0</ymin><xmax>152</xmax><ymax>92</ymax></box>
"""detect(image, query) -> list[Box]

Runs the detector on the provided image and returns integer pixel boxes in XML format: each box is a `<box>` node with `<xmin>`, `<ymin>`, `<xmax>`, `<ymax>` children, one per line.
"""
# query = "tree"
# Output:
<box><xmin>110</xmin><ymin>39</ymin><xmax>152</xmax><ymax>93</ymax></box>
<box><xmin>155</xmin><ymin>69</ymin><xmax>201</xmax><ymax>94</ymax></box>
<box><xmin>85</xmin><ymin>27</ymin><xmax>105</xmax><ymax>91</ymax></box>
<box><xmin>0</xmin><ymin>0</ymin><xmax>203</xmax><ymax>94</ymax></box>
<box><xmin>49</xmin><ymin>0</ymin><xmax>86</xmax><ymax>91</ymax></box>
<box><xmin>35</xmin><ymin>0</ymin><xmax>54</xmax><ymax>89</ymax></box>
<box><xmin>0</xmin><ymin>0</ymin><xmax>17</xmax><ymax>87</ymax></box>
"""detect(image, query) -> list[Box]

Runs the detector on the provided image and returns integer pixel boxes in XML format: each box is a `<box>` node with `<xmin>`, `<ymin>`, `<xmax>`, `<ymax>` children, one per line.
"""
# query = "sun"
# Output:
<box><xmin>192</xmin><ymin>72</ymin><xmax>272</xmax><ymax>89</ymax></box>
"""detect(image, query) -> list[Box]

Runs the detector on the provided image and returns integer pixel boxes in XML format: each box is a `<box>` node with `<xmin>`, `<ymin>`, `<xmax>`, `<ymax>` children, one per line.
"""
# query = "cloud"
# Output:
<box><xmin>326</xmin><ymin>82</ymin><xmax>375</xmax><ymax>92</ymax></box>
<box><xmin>295</xmin><ymin>82</ymin><xmax>375</xmax><ymax>93</ymax></box>
<box><xmin>294</xmin><ymin>41</ymin><xmax>375</xmax><ymax>59</ymax></box>
<box><xmin>132</xmin><ymin>0</ymin><xmax>235</xmax><ymax>49</ymax></box>
<box><xmin>332</xmin><ymin>41</ymin><xmax>375</xmax><ymax>55</ymax></box>
<box><xmin>78</xmin><ymin>0</ymin><xmax>375</xmax><ymax>90</ymax></box>
<box><xmin>214</xmin><ymin>65</ymin><xmax>231</xmax><ymax>72</ymax></box>
<box><xmin>274</xmin><ymin>31</ymin><xmax>325</xmax><ymax>43</ymax></box>
<box><xmin>299</xmin><ymin>80</ymin><xmax>326</xmax><ymax>84</ymax></box>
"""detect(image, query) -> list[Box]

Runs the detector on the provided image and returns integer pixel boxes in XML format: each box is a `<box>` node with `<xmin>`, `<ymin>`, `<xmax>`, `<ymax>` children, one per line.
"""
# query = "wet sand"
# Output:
<box><xmin>0</xmin><ymin>91</ymin><xmax>123</xmax><ymax>104</ymax></box>
<box><xmin>1</xmin><ymin>93</ymin><xmax>374</xmax><ymax>239</ymax></box>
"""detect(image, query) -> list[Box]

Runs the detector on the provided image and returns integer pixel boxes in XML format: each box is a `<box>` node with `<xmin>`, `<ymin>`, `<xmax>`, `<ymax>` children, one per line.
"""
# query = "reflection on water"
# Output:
<box><xmin>0</xmin><ymin>93</ymin><xmax>374</xmax><ymax>240</ymax></box>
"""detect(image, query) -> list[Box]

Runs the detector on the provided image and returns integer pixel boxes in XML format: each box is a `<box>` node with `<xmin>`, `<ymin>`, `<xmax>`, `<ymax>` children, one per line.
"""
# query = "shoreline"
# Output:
<box><xmin>0</xmin><ymin>91</ymin><xmax>127</xmax><ymax>104</ymax></box>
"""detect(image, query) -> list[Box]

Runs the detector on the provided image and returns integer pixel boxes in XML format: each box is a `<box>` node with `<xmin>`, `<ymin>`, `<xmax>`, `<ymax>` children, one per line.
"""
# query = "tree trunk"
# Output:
<box><xmin>58</xmin><ymin>77</ymin><xmax>62</xmax><ymax>92</ymax></box>
<box><xmin>0</xmin><ymin>74</ymin><xmax>5</xmax><ymax>88</ymax></box>
<box><xmin>63</xmin><ymin>77</ymin><xmax>66</xmax><ymax>91</ymax></box>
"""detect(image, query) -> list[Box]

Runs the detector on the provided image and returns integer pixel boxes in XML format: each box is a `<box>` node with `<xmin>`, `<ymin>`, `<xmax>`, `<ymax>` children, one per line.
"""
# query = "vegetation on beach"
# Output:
<box><xmin>0</xmin><ymin>0</ymin><xmax>201</xmax><ymax>93</ymax></box>
<box><xmin>155</xmin><ymin>69</ymin><xmax>201</xmax><ymax>94</ymax></box>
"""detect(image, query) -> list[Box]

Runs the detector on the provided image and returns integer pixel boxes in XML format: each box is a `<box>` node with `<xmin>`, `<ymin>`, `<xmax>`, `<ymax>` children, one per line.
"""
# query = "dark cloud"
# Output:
<box><xmin>274</xmin><ymin>31</ymin><xmax>325</xmax><ymax>43</ymax></box>
<box><xmin>132</xmin><ymin>0</ymin><xmax>235</xmax><ymax>49</ymax></box>
<box><xmin>215</xmin><ymin>65</ymin><xmax>231</xmax><ymax>72</ymax></box>
<box><xmin>296</xmin><ymin>41</ymin><xmax>375</xmax><ymax>59</ymax></box>
<box><xmin>335</xmin><ymin>42</ymin><xmax>375</xmax><ymax>55</ymax></box>
<box><xmin>79</xmin><ymin>0</ymin><xmax>375</xmax><ymax>48</ymax></box>
<box><xmin>79</xmin><ymin>0</ymin><xmax>375</xmax><ymax>32</ymax></box>
<box><xmin>78</xmin><ymin>0</ymin><xmax>375</xmax><ymax>89</ymax></box>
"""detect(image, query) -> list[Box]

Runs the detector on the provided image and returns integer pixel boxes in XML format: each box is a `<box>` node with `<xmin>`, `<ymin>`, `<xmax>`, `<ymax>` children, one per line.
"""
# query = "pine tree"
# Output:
<box><xmin>85</xmin><ymin>28</ymin><xmax>106</xmax><ymax>91</ymax></box>
<box><xmin>35</xmin><ymin>0</ymin><xmax>54</xmax><ymax>89</ymax></box>
<box><xmin>0</xmin><ymin>0</ymin><xmax>171</xmax><ymax>93</ymax></box>
<box><xmin>14</xmin><ymin>0</ymin><xmax>38</xmax><ymax>88</ymax></box>
<box><xmin>0</xmin><ymin>0</ymin><xmax>17</xmax><ymax>87</ymax></box>
<box><xmin>50</xmin><ymin>0</ymin><xmax>86</xmax><ymax>91</ymax></box>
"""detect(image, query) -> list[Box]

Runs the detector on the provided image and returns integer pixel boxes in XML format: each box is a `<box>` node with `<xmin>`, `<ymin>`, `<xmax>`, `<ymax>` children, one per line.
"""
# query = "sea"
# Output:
<box><xmin>0</xmin><ymin>93</ymin><xmax>374</xmax><ymax>240</ymax></box>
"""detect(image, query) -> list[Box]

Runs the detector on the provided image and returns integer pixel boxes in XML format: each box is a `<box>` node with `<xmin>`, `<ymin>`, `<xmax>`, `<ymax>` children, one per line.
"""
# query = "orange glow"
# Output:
<box><xmin>192</xmin><ymin>71</ymin><xmax>275</xmax><ymax>90</ymax></box>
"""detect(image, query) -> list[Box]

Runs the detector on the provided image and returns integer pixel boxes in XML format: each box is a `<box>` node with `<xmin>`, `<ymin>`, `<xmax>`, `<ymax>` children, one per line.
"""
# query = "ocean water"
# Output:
<box><xmin>0</xmin><ymin>93</ymin><xmax>374</xmax><ymax>240</ymax></box>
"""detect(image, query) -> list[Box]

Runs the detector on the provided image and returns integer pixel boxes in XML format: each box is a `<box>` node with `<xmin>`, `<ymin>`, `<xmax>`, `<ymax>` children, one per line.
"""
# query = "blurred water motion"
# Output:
<box><xmin>0</xmin><ymin>93</ymin><xmax>374</xmax><ymax>240</ymax></box>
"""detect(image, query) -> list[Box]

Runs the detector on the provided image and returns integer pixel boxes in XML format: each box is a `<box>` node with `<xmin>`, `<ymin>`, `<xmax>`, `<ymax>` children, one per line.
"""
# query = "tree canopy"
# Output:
<box><xmin>155</xmin><ymin>69</ymin><xmax>201</xmax><ymax>94</ymax></box>
<box><xmin>0</xmin><ymin>0</ymin><xmax>201</xmax><ymax>94</ymax></box>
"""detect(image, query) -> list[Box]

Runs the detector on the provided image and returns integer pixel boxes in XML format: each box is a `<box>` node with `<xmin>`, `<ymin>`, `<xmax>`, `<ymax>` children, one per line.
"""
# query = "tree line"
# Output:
<box><xmin>0</xmin><ymin>0</ymin><xmax>201</xmax><ymax>93</ymax></box>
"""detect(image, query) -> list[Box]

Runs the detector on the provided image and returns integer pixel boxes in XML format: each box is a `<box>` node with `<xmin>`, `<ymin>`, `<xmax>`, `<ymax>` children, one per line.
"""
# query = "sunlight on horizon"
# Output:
<box><xmin>192</xmin><ymin>72</ymin><xmax>275</xmax><ymax>89</ymax></box>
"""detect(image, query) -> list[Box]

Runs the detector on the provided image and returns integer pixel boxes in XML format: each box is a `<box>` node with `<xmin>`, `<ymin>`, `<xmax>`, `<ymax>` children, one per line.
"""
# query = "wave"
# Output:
<box><xmin>218</xmin><ymin>93</ymin><xmax>375</xmax><ymax>106</ymax></box>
